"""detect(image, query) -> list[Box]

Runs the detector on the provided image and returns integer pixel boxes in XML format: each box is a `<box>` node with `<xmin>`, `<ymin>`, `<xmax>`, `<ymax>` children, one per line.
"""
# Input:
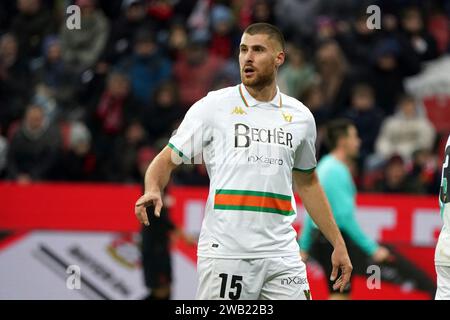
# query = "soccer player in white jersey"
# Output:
<box><xmin>135</xmin><ymin>23</ymin><xmax>352</xmax><ymax>300</ymax></box>
<box><xmin>436</xmin><ymin>134</ymin><xmax>450</xmax><ymax>300</ymax></box>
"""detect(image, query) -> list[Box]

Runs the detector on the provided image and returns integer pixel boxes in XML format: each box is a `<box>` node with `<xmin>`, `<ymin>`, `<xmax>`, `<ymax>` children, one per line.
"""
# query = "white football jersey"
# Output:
<box><xmin>436</xmin><ymin>134</ymin><xmax>450</xmax><ymax>266</ymax></box>
<box><xmin>168</xmin><ymin>84</ymin><xmax>317</xmax><ymax>258</ymax></box>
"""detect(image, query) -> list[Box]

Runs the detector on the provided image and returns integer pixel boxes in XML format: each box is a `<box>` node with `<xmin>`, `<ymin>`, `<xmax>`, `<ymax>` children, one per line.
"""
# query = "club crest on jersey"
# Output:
<box><xmin>282</xmin><ymin>111</ymin><xmax>292</xmax><ymax>122</ymax></box>
<box><xmin>231</xmin><ymin>106</ymin><xmax>247</xmax><ymax>115</ymax></box>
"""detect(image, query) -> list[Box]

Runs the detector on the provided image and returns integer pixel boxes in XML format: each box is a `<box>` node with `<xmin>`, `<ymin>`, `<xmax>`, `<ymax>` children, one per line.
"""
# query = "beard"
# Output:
<box><xmin>241</xmin><ymin>66</ymin><xmax>276</xmax><ymax>89</ymax></box>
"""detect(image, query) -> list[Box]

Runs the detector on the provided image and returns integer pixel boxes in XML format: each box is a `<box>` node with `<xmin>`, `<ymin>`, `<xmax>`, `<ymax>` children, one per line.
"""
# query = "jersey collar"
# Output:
<box><xmin>239</xmin><ymin>83</ymin><xmax>282</xmax><ymax>108</ymax></box>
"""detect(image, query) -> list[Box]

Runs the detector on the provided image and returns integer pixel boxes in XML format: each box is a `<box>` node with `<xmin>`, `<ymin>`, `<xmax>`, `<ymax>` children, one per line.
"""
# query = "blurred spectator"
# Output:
<box><xmin>118</xmin><ymin>28</ymin><xmax>172</xmax><ymax>106</ymax></box>
<box><xmin>166</xmin><ymin>22</ymin><xmax>189</xmax><ymax>60</ymax></box>
<box><xmin>174</xmin><ymin>37</ymin><xmax>225</xmax><ymax>108</ymax></box>
<box><xmin>87</xmin><ymin>71</ymin><xmax>141</xmax><ymax>178</ymax></box>
<box><xmin>7</xmin><ymin>104</ymin><xmax>62</xmax><ymax>183</ymax></box>
<box><xmin>62</xmin><ymin>121</ymin><xmax>97</xmax><ymax>181</ymax></box>
<box><xmin>369</xmin><ymin>37</ymin><xmax>420</xmax><ymax>115</ymax></box>
<box><xmin>186</xmin><ymin>0</ymin><xmax>211</xmax><ymax>44</ymax></box>
<box><xmin>101</xmin><ymin>0</ymin><xmax>150</xmax><ymax>65</ymax></box>
<box><xmin>235</xmin><ymin>0</ymin><xmax>253</xmax><ymax>29</ymax></box>
<box><xmin>108</xmin><ymin>120</ymin><xmax>149</xmax><ymax>183</ymax></box>
<box><xmin>145</xmin><ymin>81</ymin><xmax>183</xmax><ymax>142</ymax></box>
<box><xmin>410</xmin><ymin>148</ymin><xmax>441</xmax><ymax>195</ymax></box>
<box><xmin>315</xmin><ymin>40</ymin><xmax>354</xmax><ymax>117</ymax></box>
<box><xmin>300</xmin><ymin>83</ymin><xmax>330</xmax><ymax>159</ymax></box>
<box><xmin>146</xmin><ymin>0</ymin><xmax>175</xmax><ymax>32</ymax></box>
<box><xmin>338</xmin><ymin>11</ymin><xmax>380</xmax><ymax>75</ymax></box>
<box><xmin>319</xmin><ymin>0</ymin><xmax>369</xmax><ymax>21</ymax></box>
<box><xmin>209</xmin><ymin>4</ymin><xmax>241</xmax><ymax>60</ymax></box>
<box><xmin>60</xmin><ymin>0</ymin><xmax>109</xmax><ymax>75</ymax></box>
<box><xmin>10</xmin><ymin>0</ymin><xmax>56</xmax><ymax>60</ymax></box>
<box><xmin>427</xmin><ymin>7</ymin><xmax>450</xmax><ymax>54</ymax></box>
<box><xmin>0</xmin><ymin>33</ymin><xmax>31</xmax><ymax>133</ymax></box>
<box><xmin>343</xmin><ymin>83</ymin><xmax>384</xmax><ymax>167</ymax></box>
<box><xmin>251</xmin><ymin>0</ymin><xmax>276</xmax><ymax>25</ymax></box>
<box><xmin>301</xmin><ymin>83</ymin><xmax>330</xmax><ymax>126</ymax></box>
<box><xmin>380</xmin><ymin>12</ymin><xmax>400</xmax><ymax>35</ymax></box>
<box><xmin>398</xmin><ymin>6</ymin><xmax>439</xmax><ymax>62</ymax></box>
<box><xmin>277</xmin><ymin>43</ymin><xmax>315</xmax><ymax>98</ymax></box>
<box><xmin>210</xmin><ymin>56</ymin><xmax>241</xmax><ymax>90</ymax></box>
<box><xmin>274</xmin><ymin>0</ymin><xmax>321</xmax><ymax>41</ymax></box>
<box><xmin>31</xmin><ymin>83</ymin><xmax>58</xmax><ymax>124</ymax></box>
<box><xmin>373</xmin><ymin>154</ymin><xmax>425</xmax><ymax>194</ymax></box>
<box><xmin>90</xmin><ymin>71</ymin><xmax>139</xmax><ymax>134</ymax></box>
<box><xmin>32</xmin><ymin>35</ymin><xmax>77</xmax><ymax>112</ymax></box>
<box><xmin>375</xmin><ymin>94</ymin><xmax>436</xmax><ymax>161</ymax></box>
<box><xmin>315</xmin><ymin>16</ymin><xmax>337</xmax><ymax>42</ymax></box>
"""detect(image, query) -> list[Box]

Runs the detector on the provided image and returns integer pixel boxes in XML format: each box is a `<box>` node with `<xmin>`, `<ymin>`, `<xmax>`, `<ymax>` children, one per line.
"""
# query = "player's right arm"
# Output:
<box><xmin>135</xmin><ymin>97</ymin><xmax>211</xmax><ymax>226</ymax></box>
<box><xmin>135</xmin><ymin>146</ymin><xmax>179</xmax><ymax>226</ymax></box>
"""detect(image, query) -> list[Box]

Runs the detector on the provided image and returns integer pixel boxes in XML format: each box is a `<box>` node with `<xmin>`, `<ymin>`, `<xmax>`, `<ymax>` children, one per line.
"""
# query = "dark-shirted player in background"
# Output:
<box><xmin>137</xmin><ymin>147</ymin><xmax>195</xmax><ymax>300</ymax></box>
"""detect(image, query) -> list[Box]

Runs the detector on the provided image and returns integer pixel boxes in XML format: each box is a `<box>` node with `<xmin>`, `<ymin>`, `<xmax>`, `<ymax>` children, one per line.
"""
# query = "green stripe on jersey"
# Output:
<box><xmin>167</xmin><ymin>143</ymin><xmax>189</xmax><ymax>161</ymax></box>
<box><xmin>214</xmin><ymin>204</ymin><xmax>295</xmax><ymax>216</ymax></box>
<box><xmin>293</xmin><ymin>167</ymin><xmax>316</xmax><ymax>174</ymax></box>
<box><xmin>215</xmin><ymin>189</ymin><xmax>291</xmax><ymax>201</ymax></box>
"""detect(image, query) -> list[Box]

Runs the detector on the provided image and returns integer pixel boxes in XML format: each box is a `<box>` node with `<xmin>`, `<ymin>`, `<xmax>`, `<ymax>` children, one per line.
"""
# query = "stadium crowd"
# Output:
<box><xmin>0</xmin><ymin>0</ymin><xmax>449</xmax><ymax>194</ymax></box>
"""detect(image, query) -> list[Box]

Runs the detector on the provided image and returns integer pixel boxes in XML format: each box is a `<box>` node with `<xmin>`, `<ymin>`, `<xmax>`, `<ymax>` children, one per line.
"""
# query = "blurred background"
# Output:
<box><xmin>0</xmin><ymin>0</ymin><xmax>449</xmax><ymax>299</ymax></box>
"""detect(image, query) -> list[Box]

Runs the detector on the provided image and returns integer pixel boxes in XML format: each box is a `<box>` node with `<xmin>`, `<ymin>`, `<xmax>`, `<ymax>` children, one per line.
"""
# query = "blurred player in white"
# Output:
<box><xmin>436</xmin><ymin>134</ymin><xmax>450</xmax><ymax>300</ymax></box>
<box><xmin>135</xmin><ymin>23</ymin><xmax>352</xmax><ymax>300</ymax></box>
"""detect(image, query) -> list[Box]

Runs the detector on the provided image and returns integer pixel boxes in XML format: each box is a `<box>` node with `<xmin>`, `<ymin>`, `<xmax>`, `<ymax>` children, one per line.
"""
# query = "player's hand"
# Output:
<box><xmin>330</xmin><ymin>244</ymin><xmax>353</xmax><ymax>293</ymax></box>
<box><xmin>300</xmin><ymin>250</ymin><xmax>309</xmax><ymax>262</ymax></box>
<box><xmin>135</xmin><ymin>190</ymin><xmax>163</xmax><ymax>226</ymax></box>
<box><xmin>372</xmin><ymin>246</ymin><xmax>391</xmax><ymax>263</ymax></box>
<box><xmin>183</xmin><ymin>234</ymin><xmax>198</xmax><ymax>246</ymax></box>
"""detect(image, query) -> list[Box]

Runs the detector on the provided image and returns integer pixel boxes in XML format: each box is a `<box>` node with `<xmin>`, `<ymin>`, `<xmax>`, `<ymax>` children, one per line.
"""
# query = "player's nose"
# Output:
<box><xmin>243</xmin><ymin>51</ymin><xmax>254</xmax><ymax>63</ymax></box>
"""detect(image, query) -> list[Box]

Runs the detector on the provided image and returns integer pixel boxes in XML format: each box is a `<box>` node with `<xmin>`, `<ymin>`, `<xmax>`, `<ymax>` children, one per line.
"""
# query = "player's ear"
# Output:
<box><xmin>275</xmin><ymin>51</ymin><xmax>285</xmax><ymax>67</ymax></box>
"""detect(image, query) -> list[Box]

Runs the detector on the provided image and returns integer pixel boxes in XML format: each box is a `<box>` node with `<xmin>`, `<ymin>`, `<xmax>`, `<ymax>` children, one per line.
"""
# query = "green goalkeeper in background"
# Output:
<box><xmin>300</xmin><ymin>119</ymin><xmax>436</xmax><ymax>299</ymax></box>
<box><xmin>299</xmin><ymin>119</ymin><xmax>391</xmax><ymax>300</ymax></box>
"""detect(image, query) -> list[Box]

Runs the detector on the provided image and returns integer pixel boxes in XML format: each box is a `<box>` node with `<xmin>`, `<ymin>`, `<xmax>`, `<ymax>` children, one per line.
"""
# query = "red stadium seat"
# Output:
<box><xmin>422</xmin><ymin>95</ymin><xmax>450</xmax><ymax>133</ymax></box>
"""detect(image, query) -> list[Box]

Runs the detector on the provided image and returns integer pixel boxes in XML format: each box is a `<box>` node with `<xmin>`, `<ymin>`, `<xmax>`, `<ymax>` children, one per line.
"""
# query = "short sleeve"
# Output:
<box><xmin>168</xmin><ymin>98</ymin><xmax>211</xmax><ymax>162</ymax></box>
<box><xmin>293</xmin><ymin>113</ymin><xmax>317</xmax><ymax>173</ymax></box>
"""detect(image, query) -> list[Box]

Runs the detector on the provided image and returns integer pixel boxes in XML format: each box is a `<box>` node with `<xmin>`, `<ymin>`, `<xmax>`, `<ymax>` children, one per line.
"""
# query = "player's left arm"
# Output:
<box><xmin>293</xmin><ymin>170</ymin><xmax>353</xmax><ymax>292</ymax></box>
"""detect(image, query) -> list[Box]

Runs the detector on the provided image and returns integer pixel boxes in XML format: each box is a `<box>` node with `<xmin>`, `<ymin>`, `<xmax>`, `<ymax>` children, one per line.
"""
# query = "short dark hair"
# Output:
<box><xmin>243</xmin><ymin>23</ymin><xmax>285</xmax><ymax>51</ymax></box>
<box><xmin>325</xmin><ymin>119</ymin><xmax>355</xmax><ymax>151</ymax></box>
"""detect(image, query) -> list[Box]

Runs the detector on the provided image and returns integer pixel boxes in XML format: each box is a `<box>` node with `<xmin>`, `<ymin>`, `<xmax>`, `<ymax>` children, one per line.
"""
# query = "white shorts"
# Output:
<box><xmin>196</xmin><ymin>255</ymin><xmax>311</xmax><ymax>300</ymax></box>
<box><xmin>436</xmin><ymin>265</ymin><xmax>450</xmax><ymax>300</ymax></box>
